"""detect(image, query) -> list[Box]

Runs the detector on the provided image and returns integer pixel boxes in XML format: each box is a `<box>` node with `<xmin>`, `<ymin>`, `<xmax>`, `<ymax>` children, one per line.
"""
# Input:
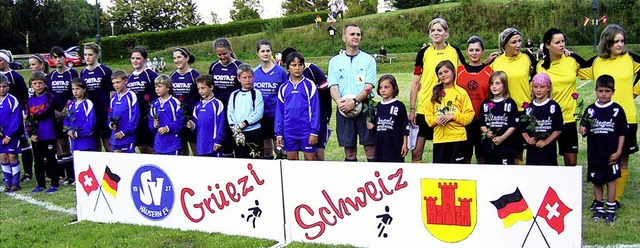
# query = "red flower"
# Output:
<box><xmin>439</xmin><ymin>90</ymin><xmax>446</xmax><ymax>97</ymax></box>
<box><xmin>571</xmin><ymin>92</ymin><xmax>579</xmax><ymax>100</ymax></box>
<box><xmin>487</xmin><ymin>102</ymin><xmax>495</xmax><ymax>109</ymax></box>
<box><xmin>144</xmin><ymin>94</ymin><xmax>150</xmax><ymax>102</ymax></box>
<box><xmin>107</xmin><ymin>107</ymin><xmax>112</xmax><ymax>113</ymax></box>
<box><xmin>521</xmin><ymin>102</ymin><xmax>530</xmax><ymax>109</ymax></box>
<box><xmin>178</xmin><ymin>96</ymin><xmax>185</xmax><ymax>102</ymax></box>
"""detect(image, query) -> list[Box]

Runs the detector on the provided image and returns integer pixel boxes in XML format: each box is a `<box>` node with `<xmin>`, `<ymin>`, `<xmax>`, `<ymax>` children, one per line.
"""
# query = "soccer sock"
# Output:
<box><xmin>595</xmin><ymin>201</ymin><xmax>605</xmax><ymax>214</ymax></box>
<box><xmin>62</xmin><ymin>154</ymin><xmax>74</xmax><ymax>181</ymax></box>
<box><xmin>2</xmin><ymin>163</ymin><xmax>11</xmax><ymax>187</ymax></box>
<box><xmin>56</xmin><ymin>155</ymin><xmax>66</xmax><ymax>179</ymax></box>
<box><xmin>344</xmin><ymin>158</ymin><xmax>357</xmax><ymax>162</ymax></box>
<box><xmin>615</xmin><ymin>168</ymin><xmax>629</xmax><ymax>202</ymax></box>
<box><xmin>10</xmin><ymin>162</ymin><xmax>21</xmax><ymax>187</ymax></box>
<box><xmin>606</xmin><ymin>201</ymin><xmax>617</xmax><ymax>214</ymax></box>
<box><xmin>21</xmin><ymin>148</ymin><xmax>33</xmax><ymax>176</ymax></box>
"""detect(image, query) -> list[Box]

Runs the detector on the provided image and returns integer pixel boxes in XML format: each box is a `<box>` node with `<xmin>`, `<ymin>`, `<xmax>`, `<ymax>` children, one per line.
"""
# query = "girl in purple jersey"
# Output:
<box><xmin>48</xmin><ymin>46</ymin><xmax>77</xmax><ymax>185</ymax></box>
<box><xmin>209</xmin><ymin>38</ymin><xmax>243</xmax><ymax>158</ymax></box>
<box><xmin>0</xmin><ymin>74</ymin><xmax>22</xmax><ymax>192</ymax></box>
<box><xmin>170</xmin><ymin>47</ymin><xmax>199</xmax><ymax>156</ymax></box>
<box><xmin>128</xmin><ymin>46</ymin><xmax>158</xmax><ymax>154</ymax></box>
<box><xmin>81</xmin><ymin>42</ymin><xmax>113</xmax><ymax>152</ymax></box>
<box><xmin>254</xmin><ymin>40</ymin><xmax>287</xmax><ymax>159</ymax></box>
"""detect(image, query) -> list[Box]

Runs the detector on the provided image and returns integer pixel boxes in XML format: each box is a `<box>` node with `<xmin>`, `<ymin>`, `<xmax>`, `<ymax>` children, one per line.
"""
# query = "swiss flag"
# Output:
<box><xmin>600</xmin><ymin>15</ymin><xmax>608</xmax><ymax>25</ymax></box>
<box><xmin>78</xmin><ymin>165</ymin><xmax>99</xmax><ymax>196</ymax></box>
<box><xmin>536</xmin><ymin>187</ymin><xmax>572</xmax><ymax>234</ymax></box>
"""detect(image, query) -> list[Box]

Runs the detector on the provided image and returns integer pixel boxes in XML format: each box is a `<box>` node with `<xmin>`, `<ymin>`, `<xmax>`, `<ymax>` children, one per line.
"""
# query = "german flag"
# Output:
<box><xmin>490</xmin><ymin>188</ymin><xmax>533</xmax><ymax>228</ymax></box>
<box><xmin>101</xmin><ymin>166</ymin><xmax>121</xmax><ymax>197</ymax></box>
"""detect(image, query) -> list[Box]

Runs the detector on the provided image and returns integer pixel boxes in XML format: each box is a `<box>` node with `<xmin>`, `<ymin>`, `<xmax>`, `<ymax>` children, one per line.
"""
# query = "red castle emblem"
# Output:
<box><xmin>424</xmin><ymin>182</ymin><xmax>472</xmax><ymax>226</ymax></box>
<box><xmin>421</xmin><ymin>179</ymin><xmax>477</xmax><ymax>243</ymax></box>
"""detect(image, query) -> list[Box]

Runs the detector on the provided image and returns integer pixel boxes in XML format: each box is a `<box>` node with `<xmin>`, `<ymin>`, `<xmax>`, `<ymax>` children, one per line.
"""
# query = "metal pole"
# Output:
<box><xmin>96</xmin><ymin>0</ymin><xmax>102</xmax><ymax>63</ymax></box>
<box><xmin>592</xmin><ymin>0</ymin><xmax>598</xmax><ymax>52</ymax></box>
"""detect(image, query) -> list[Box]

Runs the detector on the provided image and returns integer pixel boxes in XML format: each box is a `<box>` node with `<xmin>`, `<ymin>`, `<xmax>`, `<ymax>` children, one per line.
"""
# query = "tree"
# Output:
<box><xmin>344</xmin><ymin>0</ymin><xmax>377</xmax><ymax>18</ymax></box>
<box><xmin>282</xmin><ymin>0</ymin><xmax>329</xmax><ymax>15</ymax></box>
<box><xmin>229</xmin><ymin>0</ymin><xmax>261</xmax><ymax>21</ymax></box>
<box><xmin>108</xmin><ymin>0</ymin><xmax>201</xmax><ymax>34</ymax></box>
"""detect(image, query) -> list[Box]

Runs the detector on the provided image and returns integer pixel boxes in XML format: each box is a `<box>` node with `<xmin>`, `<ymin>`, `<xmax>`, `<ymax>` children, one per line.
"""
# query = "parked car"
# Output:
<box><xmin>43</xmin><ymin>53</ymin><xmax>84</xmax><ymax>68</ymax></box>
<box><xmin>9</xmin><ymin>61</ymin><xmax>24</xmax><ymax>70</ymax></box>
<box><xmin>65</xmin><ymin>46</ymin><xmax>79</xmax><ymax>57</ymax></box>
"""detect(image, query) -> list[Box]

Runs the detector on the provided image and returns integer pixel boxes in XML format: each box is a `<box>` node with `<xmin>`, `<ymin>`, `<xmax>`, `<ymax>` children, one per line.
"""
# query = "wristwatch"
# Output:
<box><xmin>353</xmin><ymin>98</ymin><xmax>359</xmax><ymax>105</ymax></box>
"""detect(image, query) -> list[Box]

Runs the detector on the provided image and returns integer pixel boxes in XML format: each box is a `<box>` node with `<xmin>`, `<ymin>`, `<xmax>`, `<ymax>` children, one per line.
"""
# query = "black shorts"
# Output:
<box><xmin>54</xmin><ymin>120</ymin><xmax>67</xmax><ymax>138</ymax></box>
<box><xmin>180</xmin><ymin>126</ymin><xmax>196</xmax><ymax>143</ymax></box>
<box><xmin>316</xmin><ymin>121</ymin><xmax>330</xmax><ymax>149</ymax></box>
<box><xmin>416</xmin><ymin>114</ymin><xmax>434</xmax><ymax>140</ymax></box>
<box><xmin>587</xmin><ymin>161</ymin><xmax>621</xmax><ymax>186</ymax></box>
<box><xmin>465</xmin><ymin>118</ymin><xmax>482</xmax><ymax>157</ymax></box>
<box><xmin>335</xmin><ymin>107</ymin><xmax>375</xmax><ymax>147</ymax></box>
<box><xmin>433</xmin><ymin>141</ymin><xmax>467</xmax><ymax>164</ymax></box>
<box><xmin>623</xmin><ymin>124</ymin><xmax>638</xmax><ymax>155</ymax></box>
<box><xmin>95</xmin><ymin>115</ymin><xmax>112</xmax><ymax>139</ymax></box>
<box><xmin>136</xmin><ymin>121</ymin><xmax>155</xmax><ymax>147</ymax></box>
<box><xmin>260</xmin><ymin>116</ymin><xmax>275</xmax><ymax>140</ymax></box>
<box><xmin>557</xmin><ymin>122</ymin><xmax>579</xmax><ymax>154</ymax></box>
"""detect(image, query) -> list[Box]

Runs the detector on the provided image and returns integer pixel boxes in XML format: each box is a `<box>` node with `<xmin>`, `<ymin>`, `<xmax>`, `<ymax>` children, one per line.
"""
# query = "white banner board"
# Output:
<box><xmin>281</xmin><ymin>161</ymin><xmax>582</xmax><ymax>247</ymax></box>
<box><xmin>74</xmin><ymin>151</ymin><xmax>285</xmax><ymax>242</ymax></box>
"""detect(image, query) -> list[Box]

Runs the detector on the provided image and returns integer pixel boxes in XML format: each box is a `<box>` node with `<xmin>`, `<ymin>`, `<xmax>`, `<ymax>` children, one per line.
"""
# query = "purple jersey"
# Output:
<box><xmin>81</xmin><ymin>64</ymin><xmax>114</xmax><ymax>115</ymax></box>
<box><xmin>47</xmin><ymin>68</ymin><xmax>79</xmax><ymax>111</ymax></box>
<box><xmin>192</xmin><ymin>97</ymin><xmax>225</xmax><ymax>156</ymax></box>
<box><xmin>27</xmin><ymin>92</ymin><xmax>56</xmax><ymax>140</ymax></box>
<box><xmin>0</xmin><ymin>94</ymin><xmax>22</xmax><ymax>140</ymax></box>
<box><xmin>1</xmin><ymin>70</ymin><xmax>28</xmax><ymax>107</ymax></box>
<box><xmin>208</xmin><ymin>60</ymin><xmax>242</xmax><ymax>104</ymax></box>
<box><xmin>128</xmin><ymin>69</ymin><xmax>158</xmax><ymax>119</ymax></box>
<box><xmin>170</xmin><ymin>69</ymin><xmax>199</xmax><ymax>113</ymax></box>
<box><xmin>253</xmin><ymin>64</ymin><xmax>287</xmax><ymax>117</ymax></box>
<box><xmin>304</xmin><ymin>63</ymin><xmax>331</xmax><ymax>123</ymax></box>
<box><xmin>63</xmin><ymin>99</ymin><xmax>96</xmax><ymax>151</ymax></box>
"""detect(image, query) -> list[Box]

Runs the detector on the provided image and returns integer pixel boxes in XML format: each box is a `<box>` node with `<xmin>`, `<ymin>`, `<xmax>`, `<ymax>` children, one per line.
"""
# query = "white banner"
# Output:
<box><xmin>281</xmin><ymin>161</ymin><xmax>582</xmax><ymax>247</ymax></box>
<box><xmin>74</xmin><ymin>151</ymin><xmax>285</xmax><ymax>242</ymax></box>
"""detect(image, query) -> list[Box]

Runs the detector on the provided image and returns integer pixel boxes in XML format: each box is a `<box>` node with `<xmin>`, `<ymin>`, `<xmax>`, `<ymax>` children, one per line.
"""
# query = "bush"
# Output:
<box><xmin>85</xmin><ymin>11</ymin><xmax>328</xmax><ymax>61</ymax></box>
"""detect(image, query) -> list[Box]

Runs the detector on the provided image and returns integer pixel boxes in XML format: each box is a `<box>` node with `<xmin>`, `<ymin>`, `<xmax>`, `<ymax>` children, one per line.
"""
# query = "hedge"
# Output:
<box><xmin>85</xmin><ymin>11</ymin><xmax>328</xmax><ymax>61</ymax></box>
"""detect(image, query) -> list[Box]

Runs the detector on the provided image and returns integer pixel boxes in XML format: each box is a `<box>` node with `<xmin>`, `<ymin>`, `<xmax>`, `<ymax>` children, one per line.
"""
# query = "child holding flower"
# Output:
<box><xmin>479</xmin><ymin>71</ymin><xmax>518</xmax><ymax>165</ymax></box>
<box><xmin>149</xmin><ymin>75</ymin><xmax>184</xmax><ymax>155</ymax></box>
<box><xmin>520</xmin><ymin>72</ymin><xmax>563</xmax><ymax>165</ymax></box>
<box><xmin>425</xmin><ymin>60</ymin><xmax>474</xmax><ymax>163</ymax></box>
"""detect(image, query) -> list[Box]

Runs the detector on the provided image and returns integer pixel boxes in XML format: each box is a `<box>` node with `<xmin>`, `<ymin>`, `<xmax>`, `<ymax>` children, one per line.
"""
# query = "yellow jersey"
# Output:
<box><xmin>578</xmin><ymin>53</ymin><xmax>640</xmax><ymax>124</ymax></box>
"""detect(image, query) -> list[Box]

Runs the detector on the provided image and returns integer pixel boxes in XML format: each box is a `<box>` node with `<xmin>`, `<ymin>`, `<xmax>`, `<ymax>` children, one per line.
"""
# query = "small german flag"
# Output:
<box><xmin>491</xmin><ymin>188</ymin><xmax>533</xmax><ymax>228</ymax></box>
<box><xmin>101</xmin><ymin>166</ymin><xmax>121</xmax><ymax>197</ymax></box>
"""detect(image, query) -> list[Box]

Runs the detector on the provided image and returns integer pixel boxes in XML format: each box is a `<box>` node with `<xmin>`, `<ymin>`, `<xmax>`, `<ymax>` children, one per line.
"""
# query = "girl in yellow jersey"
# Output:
<box><xmin>489</xmin><ymin>27</ymin><xmax>537</xmax><ymax>164</ymax></box>
<box><xmin>425</xmin><ymin>60</ymin><xmax>474</xmax><ymax>163</ymax></box>
<box><xmin>537</xmin><ymin>28</ymin><xmax>587</xmax><ymax>166</ymax></box>
<box><xmin>409</xmin><ymin>18</ymin><xmax>465</xmax><ymax>163</ymax></box>
<box><xmin>578</xmin><ymin>24</ymin><xmax>640</xmax><ymax>209</ymax></box>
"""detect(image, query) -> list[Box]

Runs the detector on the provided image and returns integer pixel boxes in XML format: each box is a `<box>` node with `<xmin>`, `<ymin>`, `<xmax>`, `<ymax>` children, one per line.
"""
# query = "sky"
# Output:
<box><xmin>91</xmin><ymin>0</ymin><xmax>286</xmax><ymax>24</ymax></box>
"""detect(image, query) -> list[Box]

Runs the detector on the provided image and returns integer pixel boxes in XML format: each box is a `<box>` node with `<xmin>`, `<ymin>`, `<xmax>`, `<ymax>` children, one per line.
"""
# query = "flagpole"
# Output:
<box><xmin>534</xmin><ymin>219</ymin><xmax>551</xmax><ymax>248</ymax></box>
<box><xmin>93</xmin><ymin>186</ymin><xmax>103</xmax><ymax>212</ymax></box>
<box><xmin>100</xmin><ymin>186</ymin><xmax>114</xmax><ymax>214</ymax></box>
<box><xmin>521</xmin><ymin>217</ymin><xmax>537</xmax><ymax>247</ymax></box>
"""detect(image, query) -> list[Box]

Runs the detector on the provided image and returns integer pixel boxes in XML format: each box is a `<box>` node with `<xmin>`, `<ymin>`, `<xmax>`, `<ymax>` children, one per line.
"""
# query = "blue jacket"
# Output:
<box><xmin>227</xmin><ymin>88</ymin><xmax>264</xmax><ymax>132</ymax></box>
<box><xmin>109</xmin><ymin>90</ymin><xmax>139</xmax><ymax>146</ymax></box>
<box><xmin>27</xmin><ymin>92</ymin><xmax>56</xmax><ymax>141</ymax></box>
<box><xmin>149</xmin><ymin>96</ymin><xmax>184</xmax><ymax>154</ymax></box>
<box><xmin>63</xmin><ymin>99</ymin><xmax>96</xmax><ymax>151</ymax></box>
<box><xmin>192</xmin><ymin>98</ymin><xmax>225</xmax><ymax>156</ymax></box>
<box><xmin>275</xmin><ymin>77</ymin><xmax>320</xmax><ymax>140</ymax></box>
<box><xmin>0</xmin><ymin>94</ymin><xmax>22</xmax><ymax>140</ymax></box>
